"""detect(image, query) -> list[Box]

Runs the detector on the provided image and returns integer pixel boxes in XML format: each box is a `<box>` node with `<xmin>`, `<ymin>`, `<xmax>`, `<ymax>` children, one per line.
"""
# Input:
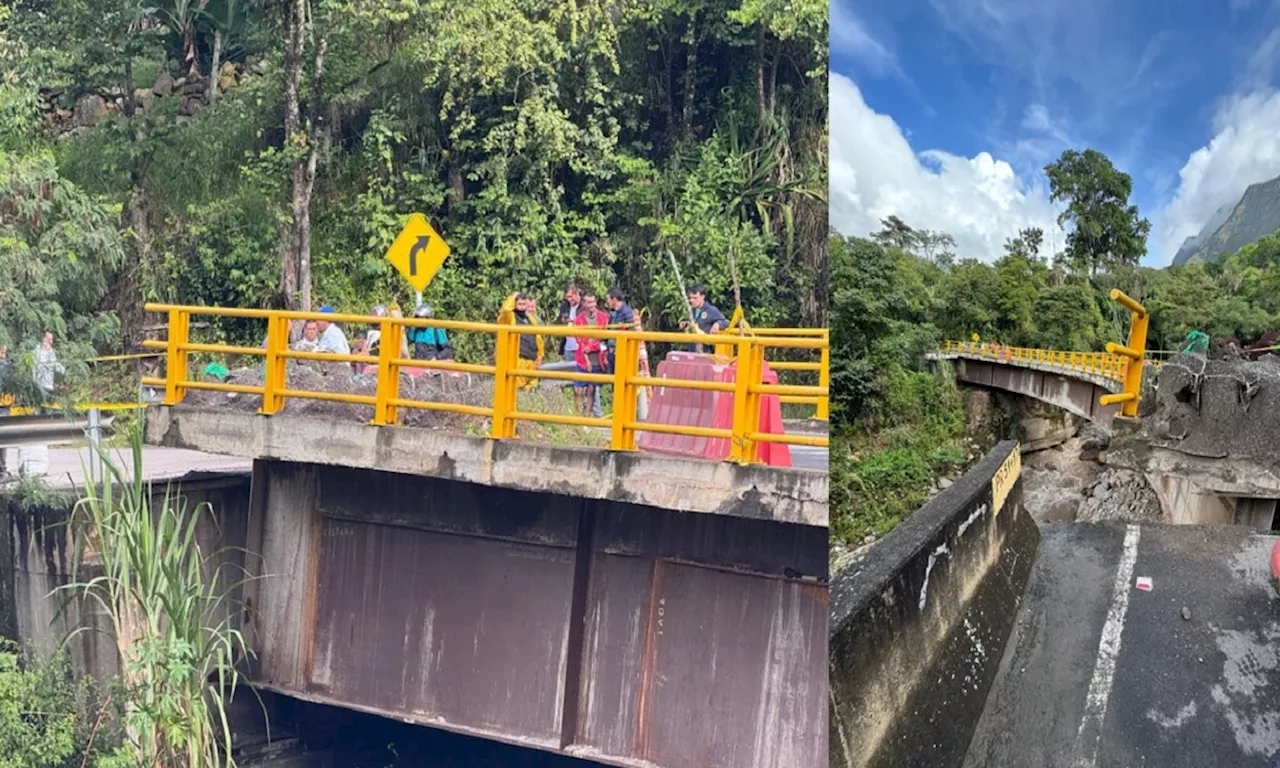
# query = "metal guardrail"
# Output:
<box><xmin>938</xmin><ymin>290</ymin><xmax>1151</xmax><ymax>419</ymax></box>
<box><xmin>939</xmin><ymin>340</ymin><xmax>1129</xmax><ymax>383</ymax></box>
<box><xmin>1099</xmin><ymin>290</ymin><xmax>1149</xmax><ymax>417</ymax></box>
<box><xmin>0</xmin><ymin>411</ymin><xmax>112</xmax><ymax>448</ymax></box>
<box><xmin>745</xmin><ymin>327</ymin><xmax>829</xmax><ymax>420</ymax></box>
<box><xmin>140</xmin><ymin>304</ymin><xmax>829</xmax><ymax>464</ymax></box>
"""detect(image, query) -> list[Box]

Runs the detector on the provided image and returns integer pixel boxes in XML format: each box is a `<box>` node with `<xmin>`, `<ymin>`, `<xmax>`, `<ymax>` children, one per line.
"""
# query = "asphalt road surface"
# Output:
<box><xmin>790</xmin><ymin>443</ymin><xmax>827</xmax><ymax>471</ymax></box>
<box><xmin>965</xmin><ymin>522</ymin><xmax>1280</xmax><ymax>768</ymax></box>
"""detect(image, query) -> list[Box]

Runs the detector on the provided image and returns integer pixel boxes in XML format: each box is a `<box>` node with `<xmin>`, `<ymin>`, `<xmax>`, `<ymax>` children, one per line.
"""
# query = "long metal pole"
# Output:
<box><xmin>88</xmin><ymin>407</ymin><xmax>102</xmax><ymax>485</ymax></box>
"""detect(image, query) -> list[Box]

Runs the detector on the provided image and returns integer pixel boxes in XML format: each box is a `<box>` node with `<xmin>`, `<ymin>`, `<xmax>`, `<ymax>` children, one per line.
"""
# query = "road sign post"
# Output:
<box><xmin>385</xmin><ymin>213</ymin><xmax>450</xmax><ymax>293</ymax></box>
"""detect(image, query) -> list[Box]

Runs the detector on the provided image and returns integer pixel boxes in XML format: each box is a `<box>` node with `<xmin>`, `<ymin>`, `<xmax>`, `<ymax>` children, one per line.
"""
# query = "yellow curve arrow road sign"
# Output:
<box><xmin>385</xmin><ymin>213</ymin><xmax>450</xmax><ymax>292</ymax></box>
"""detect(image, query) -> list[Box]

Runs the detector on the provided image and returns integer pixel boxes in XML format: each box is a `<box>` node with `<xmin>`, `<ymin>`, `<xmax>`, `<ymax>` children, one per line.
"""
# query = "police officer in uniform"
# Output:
<box><xmin>679</xmin><ymin>284</ymin><xmax>729</xmax><ymax>353</ymax></box>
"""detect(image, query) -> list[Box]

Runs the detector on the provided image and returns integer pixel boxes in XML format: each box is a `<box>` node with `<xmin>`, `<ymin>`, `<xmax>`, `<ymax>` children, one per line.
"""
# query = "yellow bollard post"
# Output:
<box><xmin>372</xmin><ymin>319</ymin><xmax>402</xmax><ymax>426</ymax></box>
<box><xmin>816</xmin><ymin>332</ymin><xmax>830</xmax><ymax>421</ymax></box>
<box><xmin>164</xmin><ymin>308</ymin><xmax>190</xmax><ymax>405</ymax></box>
<box><xmin>259</xmin><ymin>314</ymin><xmax>288</xmax><ymax>415</ymax></box>
<box><xmin>609</xmin><ymin>335</ymin><xmax>637</xmax><ymax>450</ymax></box>
<box><xmin>742</xmin><ymin>342</ymin><xmax>766</xmax><ymax>465</ymax></box>
<box><xmin>728</xmin><ymin>337</ymin><xmax>755</xmax><ymax>464</ymax></box>
<box><xmin>491</xmin><ymin>327</ymin><xmax>515</xmax><ymax>439</ymax></box>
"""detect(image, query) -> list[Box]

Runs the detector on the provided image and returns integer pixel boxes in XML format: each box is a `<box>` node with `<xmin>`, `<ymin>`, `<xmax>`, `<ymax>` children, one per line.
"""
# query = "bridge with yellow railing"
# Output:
<box><xmin>137</xmin><ymin>304</ymin><xmax>828</xmax><ymax>465</ymax></box>
<box><xmin>929</xmin><ymin>290</ymin><xmax>1151</xmax><ymax>426</ymax></box>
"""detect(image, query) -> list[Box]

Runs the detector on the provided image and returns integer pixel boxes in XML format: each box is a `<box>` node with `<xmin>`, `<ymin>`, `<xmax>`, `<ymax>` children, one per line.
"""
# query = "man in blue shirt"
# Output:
<box><xmin>604</xmin><ymin>287</ymin><xmax>635</xmax><ymax>375</ymax></box>
<box><xmin>679</xmin><ymin>284</ymin><xmax>728</xmax><ymax>353</ymax></box>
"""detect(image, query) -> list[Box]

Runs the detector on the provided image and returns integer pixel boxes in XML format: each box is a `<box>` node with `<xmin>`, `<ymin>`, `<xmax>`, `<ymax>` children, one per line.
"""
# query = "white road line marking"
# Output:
<box><xmin>1074</xmin><ymin>524</ymin><xmax>1142</xmax><ymax>767</ymax></box>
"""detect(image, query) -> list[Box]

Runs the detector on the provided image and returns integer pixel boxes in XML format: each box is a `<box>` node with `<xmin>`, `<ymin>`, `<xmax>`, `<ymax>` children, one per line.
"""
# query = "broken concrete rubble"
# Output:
<box><xmin>1137</xmin><ymin>352</ymin><xmax>1280</xmax><ymax>464</ymax></box>
<box><xmin>1109</xmin><ymin>351</ymin><xmax>1280</xmax><ymax>505</ymax></box>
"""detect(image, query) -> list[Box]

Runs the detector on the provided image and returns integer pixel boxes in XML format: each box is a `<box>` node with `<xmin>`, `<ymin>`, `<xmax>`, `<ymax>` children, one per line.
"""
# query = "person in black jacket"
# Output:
<box><xmin>679</xmin><ymin>284</ymin><xmax>729</xmax><ymax>353</ymax></box>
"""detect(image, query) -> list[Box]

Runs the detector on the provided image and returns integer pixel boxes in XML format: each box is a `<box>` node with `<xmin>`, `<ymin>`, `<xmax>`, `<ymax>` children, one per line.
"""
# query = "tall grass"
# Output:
<box><xmin>58</xmin><ymin>424</ymin><xmax>255</xmax><ymax>767</ymax></box>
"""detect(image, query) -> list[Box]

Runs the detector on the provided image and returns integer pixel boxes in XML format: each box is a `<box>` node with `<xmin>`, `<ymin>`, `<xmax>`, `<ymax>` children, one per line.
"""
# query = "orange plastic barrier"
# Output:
<box><xmin>637</xmin><ymin>352</ymin><xmax>791</xmax><ymax>467</ymax></box>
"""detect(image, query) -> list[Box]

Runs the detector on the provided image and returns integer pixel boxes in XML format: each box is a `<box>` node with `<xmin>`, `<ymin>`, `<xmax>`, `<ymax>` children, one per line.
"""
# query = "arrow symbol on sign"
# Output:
<box><xmin>409</xmin><ymin>235</ymin><xmax>430</xmax><ymax>276</ymax></box>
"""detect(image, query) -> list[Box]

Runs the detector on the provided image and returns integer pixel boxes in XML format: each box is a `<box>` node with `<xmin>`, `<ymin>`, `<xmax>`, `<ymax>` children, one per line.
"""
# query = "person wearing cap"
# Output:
<box><xmin>407</xmin><ymin>304</ymin><xmax>453</xmax><ymax>360</ymax></box>
<box><xmin>316</xmin><ymin>305</ymin><xmax>351</xmax><ymax>355</ymax></box>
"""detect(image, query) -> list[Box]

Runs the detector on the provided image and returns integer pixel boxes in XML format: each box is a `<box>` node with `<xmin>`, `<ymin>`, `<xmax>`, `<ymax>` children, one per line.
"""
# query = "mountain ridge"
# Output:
<box><xmin>1173</xmin><ymin>175</ymin><xmax>1280</xmax><ymax>266</ymax></box>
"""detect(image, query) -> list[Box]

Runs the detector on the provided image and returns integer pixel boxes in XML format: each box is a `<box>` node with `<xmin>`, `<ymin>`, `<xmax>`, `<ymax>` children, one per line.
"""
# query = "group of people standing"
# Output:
<box><xmin>553</xmin><ymin>284</ymin><xmax>637</xmax><ymax>416</ymax></box>
<box><xmin>274</xmin><ymin>281</ymin><xmax>720</xmax><ymax>419</ymax></box>
<box><xmin>290</xmin><ymin>302</ymin><xmax>454</xmax><ymax>366</ymax></box>
<box><xmin>492</xmin><ymin>284</ymin><xmax>637</xmax><ymax>414</ymax></box>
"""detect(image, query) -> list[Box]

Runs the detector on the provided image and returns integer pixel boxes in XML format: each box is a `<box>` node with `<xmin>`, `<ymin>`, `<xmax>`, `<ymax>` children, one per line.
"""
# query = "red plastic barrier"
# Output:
<box><xmin>637</xmin><ymin>352</ymin><xmax>792</xmax><ymax>467</ymax></box>
<box><xmin>1271</xmin><ymin>539</ymin><xmax>1280</xmax><ymax>596</ymax></box>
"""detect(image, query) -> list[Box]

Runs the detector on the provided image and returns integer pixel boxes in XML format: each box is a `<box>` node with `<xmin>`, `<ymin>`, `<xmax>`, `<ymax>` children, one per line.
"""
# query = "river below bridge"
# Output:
<box><xmin>238</xmin><ymin>692</ymin><xmax>612</xmax><ymax>767</ymax></box>
<box><xmin>1019</xmin><ymin>427</ymin><xmax>1165</xmax><ymax>525</ymax></box>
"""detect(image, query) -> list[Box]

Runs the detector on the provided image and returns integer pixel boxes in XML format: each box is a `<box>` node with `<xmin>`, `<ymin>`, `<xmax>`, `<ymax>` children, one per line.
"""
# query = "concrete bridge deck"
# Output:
<box><xmin>929</xmin><ymin>353</ymin><xmax>1125</xmax><ymax>426</ymax></box>
<box><xmin>145</xmin><ymin>406</ymin><xmax>827</xmax><ymax>526</ymax></box>
<box><xmin>2</xmin><ymin>445</ymin><xmax>251</xmax><ymax>491</ymax></box>
<box><xmin>966</xmin><ymin>522</ymin><xmax>1280</xmax><ymax>767</ymax></box>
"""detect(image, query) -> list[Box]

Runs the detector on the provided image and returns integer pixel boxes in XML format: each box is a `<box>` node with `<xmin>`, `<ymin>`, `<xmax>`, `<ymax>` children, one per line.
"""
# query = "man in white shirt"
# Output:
<box><xmin>34</xmin><ymin>331</ymin><xmax>65</xmax><ymax>397</ymax></box>
<box><xmin>293</xmin><ymin>320</ymin><xmax>322</xmax><ymax>352</ymax></box>
<box><xmin>316</xmin><ymin>305</ymin><xmax>350</xmax><ymax>355</ymax></box>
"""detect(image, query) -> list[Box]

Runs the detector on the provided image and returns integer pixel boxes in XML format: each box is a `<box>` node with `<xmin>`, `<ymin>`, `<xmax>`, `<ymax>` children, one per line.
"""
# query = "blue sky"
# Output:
<box><xmin>830</xmin><ymin>0</ymin><xmax>1280</xmax><ymax>265</ymax></box>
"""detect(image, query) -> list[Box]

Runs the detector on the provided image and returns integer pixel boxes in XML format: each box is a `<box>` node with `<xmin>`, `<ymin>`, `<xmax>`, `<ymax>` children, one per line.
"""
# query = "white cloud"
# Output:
<box><xmin>830</xmin><ymin>0</ymin><xmax>902</xmax><ymax>79</ymax></box>
<box><xmin>1022</xmin><ymin>104</ymin><xmax>1053</xmax><ymax>132</ymax></box>
<box><xmin>1154</xmin><ymin>88</ymin><xmax>1280</xmax><ymax>263</ymax></box>
<box><xmin>829</xmin><ymin>73</ymin><xmax>1062</xmax><ymax>261</ymax></box>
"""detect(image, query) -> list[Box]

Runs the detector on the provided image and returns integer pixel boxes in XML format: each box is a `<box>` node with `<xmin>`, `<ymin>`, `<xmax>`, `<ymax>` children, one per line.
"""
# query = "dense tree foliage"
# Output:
<box><xmin>2</xmin><ymin>0</ymin><xmax>826</xmax><ymax>368</ymax></box>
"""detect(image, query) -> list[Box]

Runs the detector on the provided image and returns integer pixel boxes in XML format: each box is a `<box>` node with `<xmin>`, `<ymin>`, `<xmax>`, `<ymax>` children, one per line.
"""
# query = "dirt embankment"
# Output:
<box><xmin>186</xmin><ymin>362</ymin><xmax>489</xmax><ymax>430</ymax></box>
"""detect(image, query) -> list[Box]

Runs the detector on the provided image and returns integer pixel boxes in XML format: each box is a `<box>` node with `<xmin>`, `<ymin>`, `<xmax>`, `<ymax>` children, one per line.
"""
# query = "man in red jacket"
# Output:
<box><xmin>573</xmin><ymin>289</ymin><xmax>610</xmax><ymax>416</ymax></box>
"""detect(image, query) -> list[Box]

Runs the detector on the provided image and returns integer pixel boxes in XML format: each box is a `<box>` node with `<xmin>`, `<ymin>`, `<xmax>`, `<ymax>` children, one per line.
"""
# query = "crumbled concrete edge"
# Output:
<box><xmin>145</xmin><ymin>406</ymin><xmax>828</xmax><ymax>527</ymax></box>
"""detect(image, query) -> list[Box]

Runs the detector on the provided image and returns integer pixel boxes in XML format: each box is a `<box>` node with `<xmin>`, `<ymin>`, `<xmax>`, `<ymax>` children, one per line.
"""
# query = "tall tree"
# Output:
<box><xmin>1004</xmin><ymin>226</ymin><xmax>1044</xmax><ymax>262</ymax></box>
<box><xmin>872</xmin><ymin>215</ymin><xmax>915</xmax><ymax>252</ymax></box>
<box><xmin>915</xmin><ymin>229</ymin><xmax>956</xmax><ymax>264</ymax></box>
<box><xmin>275</xmin><ymin>0</ymin><xmax>331</xmax><ymax>311</ymax></box>
<box><xmin>1044</xmin><ymin>149</ymin><xmax>1150</xmax><ymax>275</ymax></box>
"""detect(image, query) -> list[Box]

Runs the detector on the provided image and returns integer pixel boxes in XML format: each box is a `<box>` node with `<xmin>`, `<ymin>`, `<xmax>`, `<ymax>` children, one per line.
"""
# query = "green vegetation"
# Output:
<box><xmin>0</xmin><ymin>642</ymin><xmax>123</xmax><ymax>768</ymax></box>
<box><xmin>0</xmin><ymin>642</ymin><xmax>79</xmax><ymax>768</ymax></box>
<box><xmin>1</xmin><ymin>0</ymin><xmax>827</xmax><ymax>403</ymax></box>
<box><xmin>60</xmin><ymin>424</ymin><xmax>252</xmax><ymax>766</ymax></box>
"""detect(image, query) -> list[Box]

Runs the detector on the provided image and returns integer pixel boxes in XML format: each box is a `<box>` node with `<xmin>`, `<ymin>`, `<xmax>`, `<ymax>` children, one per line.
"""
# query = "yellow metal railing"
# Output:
<box><xmin>1099</xmin><ymin>290</ymin><xmax>1149</xmax><ymax>417</ymax></box>
<box><xmin>736</xmin><ymin>327</ymin><xmax>828</xmax><ymax>420</ymax></box>
<box><xmin>140</xmin><ymin>304</ymin><xmax>829</xmax><ymax>463</ymax></box>
<box><xmin>940</xmin><ymin>340</ymin><xmax>1130</xmax><ymax>383</ymax></box>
